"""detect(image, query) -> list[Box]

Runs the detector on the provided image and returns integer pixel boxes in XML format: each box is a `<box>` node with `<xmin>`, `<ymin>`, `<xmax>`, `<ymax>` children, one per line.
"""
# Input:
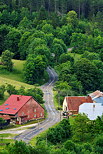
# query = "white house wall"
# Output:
<box><xmin>79</xmin><ymin>103</ymin><xmax>103</xmax><ymax>120</ymax></box>
<box><xmin>63</xmin><ymin>97</ymin><xmax>68</xmax><ymax>111</ymax></box>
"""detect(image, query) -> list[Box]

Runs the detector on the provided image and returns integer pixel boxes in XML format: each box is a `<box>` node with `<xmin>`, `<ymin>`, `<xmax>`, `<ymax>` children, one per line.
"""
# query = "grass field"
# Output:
<box><xmin>0</xmin><ymin>76</ymin><xmax>35</xmax><ymax>105</ymax></box>
<box><xmin>0</xmin><ymin>59</ymin><xmax>36</xmax><ymax>105</ymax></box>
<box><xmin>0</xmin><ymin>59</ymin><xmax>25</xmax><ymax>82</ymax></box>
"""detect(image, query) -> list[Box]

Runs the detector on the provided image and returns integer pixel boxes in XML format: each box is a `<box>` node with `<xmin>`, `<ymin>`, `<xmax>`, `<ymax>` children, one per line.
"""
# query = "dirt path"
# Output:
<box><xmin>0</xmin><ymin>123</ymin><xmax>37</xmax><ymax>134</ymax></box>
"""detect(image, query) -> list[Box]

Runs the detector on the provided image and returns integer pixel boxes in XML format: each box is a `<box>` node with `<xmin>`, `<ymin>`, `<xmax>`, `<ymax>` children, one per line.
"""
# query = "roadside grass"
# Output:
<box><xmin>69</xmin><ymin>116</ymin><xmax>75</xmax><ymax>125</ymax></box>
<box><xmin>30</xmin><ymin>122</ymin><xmax>59</xmax><ymax>146</ymax></box>
<box><xmin>53</xmin><ymin>91</ymin><xmax>59</xmax><ymax>110</ymax></box>
<box><xmin>53</xmin><ymin>91</ymin><xmax>62</xmax><ymax>110</ymax></box>
<box><xmin>0</xmin><ymin>124</ymin><xmax>20</xmax><ymax>131</ymax></box>
<box><xmin>0</xmin><ymin>133</ymin><xmax>16</xmax><ymax>138</ymax></box>
<box><xmin>30</xmin><ymin>129</ymin><xmax>48</xmax><ymax>146</ymax></box>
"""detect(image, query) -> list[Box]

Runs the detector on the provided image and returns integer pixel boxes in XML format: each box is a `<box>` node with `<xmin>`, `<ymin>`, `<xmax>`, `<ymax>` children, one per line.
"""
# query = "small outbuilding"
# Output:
<box><xmin>79</xmin><ymin>103</ymin><xmax>103</xmax><ymax>120</ymax></box>
<box><xmin>0</xmin><ymin>95</ymin><xmax>44</xmax><ymax>124</ymax></box>
<box><xmin>89</xmin><ymin>90</ymin><xmax>103</xmax><ymax>103</ymax></box>
<box><xmin>63</xmin><ymin>96</ymin><xmax>93</xmax><ymax>115</ymax></box>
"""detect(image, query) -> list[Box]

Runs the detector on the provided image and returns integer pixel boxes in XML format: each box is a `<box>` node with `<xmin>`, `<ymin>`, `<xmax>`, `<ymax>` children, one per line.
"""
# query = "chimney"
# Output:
<box><xmin>17</xmin><ymin>96</ymin><xmax>20</xmax><ymax>101</ymax></box>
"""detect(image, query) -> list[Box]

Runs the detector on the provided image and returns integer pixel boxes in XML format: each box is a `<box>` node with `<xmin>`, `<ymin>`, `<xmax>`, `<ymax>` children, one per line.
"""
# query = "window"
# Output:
<box><xmin>6</xmin><ymin>108</ymin><xmax>9</xmax><ymax>109</ymax></box>
<box><xmin>34</xmin><ymin>109</ymin><xmax>36</xmax><ymax>112</ymax></box>
<box><xmin>40</xmin><ymin>113</ymin><xmax>42</xmax><ymax>116</ymax></box>
<box><xmin>5</xmin><ymin>104</ymin><xmax>8</xmax><ymax>106</ymax></box>
<box><xmin>34</xmin><ymin>114</ymin><xmax>36</xmax><ymax>118</ymax></box>
<box><xmin>22</xmin><ymin>112</ymin><xmax>24</xmax><ymax>116</ymax></box>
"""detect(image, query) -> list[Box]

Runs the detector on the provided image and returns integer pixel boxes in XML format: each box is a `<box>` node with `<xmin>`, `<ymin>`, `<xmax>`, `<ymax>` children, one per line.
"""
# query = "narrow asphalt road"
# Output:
<box><xmin>14</xmin><ymin>67</ymin><xmax>61</xmax><ymax>143</ymax></box>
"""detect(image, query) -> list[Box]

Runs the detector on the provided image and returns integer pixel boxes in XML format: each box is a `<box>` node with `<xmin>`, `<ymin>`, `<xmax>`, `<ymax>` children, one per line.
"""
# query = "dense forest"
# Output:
<box><xmin>0</xmin><ymin>0</ymin><xmax>103</xmax><ymax>96</ymax></box>
<box><xmin>0</xmin><ymin>0</ymin><xmax>103</xmax><ymax>18</ymax></box>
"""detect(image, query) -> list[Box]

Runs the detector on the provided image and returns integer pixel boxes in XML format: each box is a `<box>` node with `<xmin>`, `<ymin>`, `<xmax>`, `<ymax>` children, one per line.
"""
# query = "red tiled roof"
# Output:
<box><xmin>66</xmin><ymin>96</ymin><xmax>93</xmax><ymax>112</ymax></box>
<box><xmin>0</xmin><ymin>95</ymin><xmax>32</xmax><ymax>115</ymax></box>
<box><xmin>0</xmin><ymin>115</ymin><xmax>10</xmax><ymax>120</ymax></box>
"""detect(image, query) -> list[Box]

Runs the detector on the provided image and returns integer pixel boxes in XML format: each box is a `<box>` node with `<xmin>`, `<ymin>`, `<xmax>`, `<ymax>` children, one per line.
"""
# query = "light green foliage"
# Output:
<box><xmin>82</xmin><ymin>51</ymin><xmax>100</xmax><ymax>60</ymax></box>
<box><xmin>67</xmin><ymin>11</ymin><xmax>78</xmax><ymax>27</ymax></box>
<box><xmin>1</xmin><ymin>50</ymin><xmax>13</xmax><ymax>71</ymax></box>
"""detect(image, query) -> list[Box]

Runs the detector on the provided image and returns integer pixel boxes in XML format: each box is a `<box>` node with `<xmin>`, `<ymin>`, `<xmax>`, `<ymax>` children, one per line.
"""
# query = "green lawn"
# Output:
<box><xmin>0</xmin><ymin>77</ymin><xmax>35</xmax><ymax>105</ymax></box>
<box><xmin>0</xmin><ymin>59</ymin><xmax>25</xmax><ymax>82</ymax></box>
<box><xmin>0</xmin><ymin>59</ymin><xmax>35</xmax><ymax>105</ymax></box>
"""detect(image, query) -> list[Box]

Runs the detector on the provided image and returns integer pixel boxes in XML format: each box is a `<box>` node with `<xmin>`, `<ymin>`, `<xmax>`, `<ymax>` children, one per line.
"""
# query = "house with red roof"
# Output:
<box><xmin>0</xmin><ymin>95</ymin><xmax>44</xmax><ymax>124</ymax></box>
<box><xmin>63</xmin><ymin>96</ymin><xmax>93</xmax><ymax>115</ymax></box>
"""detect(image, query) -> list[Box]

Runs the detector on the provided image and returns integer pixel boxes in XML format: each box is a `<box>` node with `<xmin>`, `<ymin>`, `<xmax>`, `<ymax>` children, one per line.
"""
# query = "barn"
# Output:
<box><xmin>0</xmin><ymin>95</ymin><xmax>44</xmax><ymax>124</ymax></box>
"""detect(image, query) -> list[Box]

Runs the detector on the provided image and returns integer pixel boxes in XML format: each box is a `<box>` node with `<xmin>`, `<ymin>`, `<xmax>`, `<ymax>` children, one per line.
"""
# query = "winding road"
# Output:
<box><xmin>14</xmin><ymin>67</ymin><xmax>60</xmax><ymax>143</ymax></box>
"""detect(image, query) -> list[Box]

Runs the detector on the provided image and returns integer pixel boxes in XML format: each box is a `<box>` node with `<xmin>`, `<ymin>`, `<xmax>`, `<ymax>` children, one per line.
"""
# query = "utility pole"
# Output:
<box><xmin>58</xmin><ymin>91</ymin><xmax>62</xmax><ymax>121</ymax></box>
<box><xmin>46</xmin><ymin>133</ymin><xmax>47</xmax><ymax>146</ymax></box>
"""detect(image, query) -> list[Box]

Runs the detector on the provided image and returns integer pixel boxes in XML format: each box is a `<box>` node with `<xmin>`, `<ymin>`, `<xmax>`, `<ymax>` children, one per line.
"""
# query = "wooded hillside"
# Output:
<box><xmin>0</xmin><ymin>0</ymin><xmax>103</xmax><ymax>19</ymax></box>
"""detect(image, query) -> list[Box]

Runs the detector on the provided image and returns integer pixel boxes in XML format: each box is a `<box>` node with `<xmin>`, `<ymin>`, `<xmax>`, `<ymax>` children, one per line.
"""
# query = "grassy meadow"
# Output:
<box><xmin>0</xmin><ymin>59</ymin><xmax>25</xmax><ymax>82</ymax></box>
<box><xmin>0</xmin><ymin>59</ymin><xmax>35</xmax><ymax>105</ymax></box>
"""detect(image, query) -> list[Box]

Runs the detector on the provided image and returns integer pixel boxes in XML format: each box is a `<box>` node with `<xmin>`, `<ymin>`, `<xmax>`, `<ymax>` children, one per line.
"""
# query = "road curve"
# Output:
<box><xmin>14</xmin><ymin>67</ymin><xmax>60</xmax><ymax>143</ymax></box>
